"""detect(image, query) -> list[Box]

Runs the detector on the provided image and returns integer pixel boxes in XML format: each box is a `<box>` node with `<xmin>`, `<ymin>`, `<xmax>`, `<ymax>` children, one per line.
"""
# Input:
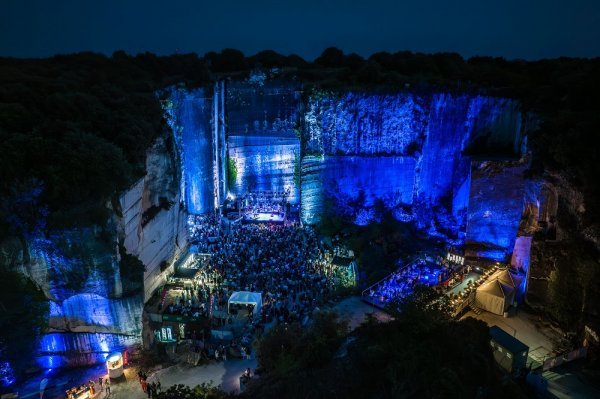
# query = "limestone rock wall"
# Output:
<box><xmin>0</xmin><ymin>131</ymin><xmax>187</xmax><ymax>369</ymax></box>
<box><xmin>118</xmin><ymin>134</ymin><xmax>188</xmax><ymax>302</ymax></box>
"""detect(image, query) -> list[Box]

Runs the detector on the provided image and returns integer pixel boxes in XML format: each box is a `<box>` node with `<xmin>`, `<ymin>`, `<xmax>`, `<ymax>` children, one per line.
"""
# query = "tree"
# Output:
<box><xmin>244</xmin><ymin>289</ymin><xmax>521</xmax><ymax>399</ymax></box>
<box><xmin>156</xmin><ymin>383</ymin><xmax>232</xmax><ymax>399</ymax></box>
<box><xmin>315</xmin><ymin>47</ymin><xmax>345</xmax><ymax>68</ymax></box>
<box><xmin>0</xmin><ymin>272</ymin><xmax>49</xmax><ymax>388</ymax></box>
<box><xmin>0</xmin><ymin>178</ymin><xmax>47</xmax><ymax>257</ymax></box>
<box><xmin>207</xmin><ymin>49</ymin><xmax>248</xmax><ymax>72</ymax></box>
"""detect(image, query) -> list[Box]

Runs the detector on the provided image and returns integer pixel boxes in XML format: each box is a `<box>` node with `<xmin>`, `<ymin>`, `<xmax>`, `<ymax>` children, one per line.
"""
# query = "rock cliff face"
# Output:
<box><xmin>0</xmin><ymin>132</ymin><xmax>187</xmax><ymax>368</ymax></box>
<box><xmin>165</xmin><ymin>88</ymin><xmax>217</xmax><ymax>215</ymax></box>
<box><xmin>118</xmin><ymin>135</ymin><xmax>188</xmax><ymax>302</ymax></box>
<box><xmin>170</xmin><ymin>83</ymin><xmax>528</xmax><ymax>258</ymax></box>
<box><xmin>465</xmin><ymin>159</ymin><xmax>529</xmax><ymax>261</ymax></box>
<box><xmin>302</xmin><ymin>91</ymin><xmax>526</xmax><ymax>248</ymax></box>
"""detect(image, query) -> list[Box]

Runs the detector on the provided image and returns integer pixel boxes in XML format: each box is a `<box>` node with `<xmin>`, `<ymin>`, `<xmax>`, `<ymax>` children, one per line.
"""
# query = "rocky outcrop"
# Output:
<box><xmin>301</xmin><ymin>91</ymin><xmax>526</xmax><ymax>248</ymax></box>
<box><xmin>0</xmin><ymin>130</ymin><xmax>188</xmax><ymax>369</ymax></box>
<box><xmin>118</xmin><ymin>134</ymin><xmax>188</xmax><ymax>302</ymax></box>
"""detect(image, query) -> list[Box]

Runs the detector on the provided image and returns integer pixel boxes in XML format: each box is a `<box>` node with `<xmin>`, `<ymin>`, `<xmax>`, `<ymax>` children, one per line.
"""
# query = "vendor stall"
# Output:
<box><xmin>106</xmin><ymin>352</ymin><xmax>124</xmax><ymax>378</ymax></box>
<box><xmin>227</xmin><ymin>291</ymin><xmax>262</xmax><ymax>316</ymax></box>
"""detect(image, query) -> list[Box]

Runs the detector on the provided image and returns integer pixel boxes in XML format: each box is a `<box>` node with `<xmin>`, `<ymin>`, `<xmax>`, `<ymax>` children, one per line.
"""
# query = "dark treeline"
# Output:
<box><xmin>1</xmin><ymin>48</ymin><xmax>599</xmax><ymax>238</ymax></box>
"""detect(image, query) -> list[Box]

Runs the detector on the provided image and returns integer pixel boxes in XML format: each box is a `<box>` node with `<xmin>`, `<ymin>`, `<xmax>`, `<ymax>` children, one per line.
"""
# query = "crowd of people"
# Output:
<box><xmin>167</xmin><ymin>213</ymin><xmax>353</xmax><ymax>328</ymax></box>
<box><xmin>137</xmin><ymin>370</ymin><xmax>161</xmax><ymax>398</ymax></box>
<box><xmin>203</xmin><ymin>222</ymin><xmax>336</xmax><ymax>325</ymax></box>
<box><xmin>188</xmin><ymin>214</ymin><xmax>222</xmax><ymax>252</ymax></box>
<box><xmin>153</xmin><ymin>210</ymin><xmax>358</xmax><ymax>385</ymax></box>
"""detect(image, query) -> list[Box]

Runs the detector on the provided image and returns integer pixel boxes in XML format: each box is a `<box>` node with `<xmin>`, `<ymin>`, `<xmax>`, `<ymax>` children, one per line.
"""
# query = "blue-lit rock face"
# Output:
<box><xmin>227</xmin><ymin>80</ymin><xmax>300</xmax><ymax>137</ymax></box>
<box><xmin>302</xmin><ymin>91</ymin><xmax>525</xmax><ymax>249</ymax></box>
<box><xmin>304</xmin><ymin>92</ymin><xmax>427</xmax><ymax>155</ymax></box>
<box><xmin>1</xmin><ymin>130</ymin><xmax>188</xmax><ymax>370</ymax></box>
<box><xmin>48</xmin><ymin>294</ymin><xmax>142</xmax><ymax>334</ymax></box>
<box><xmin>24</xmin><ymin>230</ymin><xmax>144</xmax><ymax>369</ymax></box>
<box><xmin>37</xmin><ymin>333</ymin><xmax>139</xmax><ymax>368</ymax></box>
<box><xmin>301</xmin><ymin>156</ymin><xmax>416</xmax><ymax>225</ymax></box>
<box><xmin>165</xmin><ymin>88</ymin><xmax>216</xmax><ymax>214</ymax></box>
<box><xmin>28</xmin><ymin>230</ymin><xmax>122</xmax><ymax>301</ymax></box>
<box><xmin>465</xmin><ymin>160</ymin><xmax>528</xmax><ymax>261</ymax></box>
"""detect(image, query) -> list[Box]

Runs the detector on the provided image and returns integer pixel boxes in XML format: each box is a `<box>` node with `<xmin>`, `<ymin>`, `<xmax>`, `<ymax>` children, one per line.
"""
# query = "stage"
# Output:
<box><xmin>242</xmin><ymin>212</ymin><xmax>285</xmax><ymax>224</ymax></box>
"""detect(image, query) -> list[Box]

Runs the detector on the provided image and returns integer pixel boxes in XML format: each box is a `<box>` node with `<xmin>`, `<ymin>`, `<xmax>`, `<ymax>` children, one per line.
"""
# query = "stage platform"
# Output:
<box><xmin>243</xmin><ymin>212</ymin><xmax>285</xmax><ymax>224</ymax></box>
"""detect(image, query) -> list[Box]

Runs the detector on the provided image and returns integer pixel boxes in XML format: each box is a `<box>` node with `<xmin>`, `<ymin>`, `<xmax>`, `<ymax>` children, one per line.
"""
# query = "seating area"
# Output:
<box><xmin>362</xmin><ymin>258</ymin><xmax>445</xmax><ymax>308</ymax></box>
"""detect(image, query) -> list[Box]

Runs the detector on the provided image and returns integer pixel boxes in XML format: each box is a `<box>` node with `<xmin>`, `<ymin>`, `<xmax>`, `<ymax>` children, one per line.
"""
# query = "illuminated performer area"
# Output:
<box><xmin>225</xmin><ymin>80</ymin><xmax>301</xmax><ymax>204</ymax></box>
<box><xmin>238</xmin><ymin>190</ymin><xmax>289</xmax><ymax>224</ymax></box>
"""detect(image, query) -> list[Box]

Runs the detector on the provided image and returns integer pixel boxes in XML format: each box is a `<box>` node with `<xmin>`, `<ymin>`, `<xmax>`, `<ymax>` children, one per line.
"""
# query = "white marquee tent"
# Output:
<box><xmin>475</xmin><ymin>279</ymin><xmax>514</xmax><ymax>315</ymax></box>
<box><xmin>496</xmin><ymin>269</ymin><xmax>523</xmax><ymax>294</ymax></box>
<box><xmin>227</xmin><ymin>291</ymin><xmax>262</xmax><ymax>316</ymax></box>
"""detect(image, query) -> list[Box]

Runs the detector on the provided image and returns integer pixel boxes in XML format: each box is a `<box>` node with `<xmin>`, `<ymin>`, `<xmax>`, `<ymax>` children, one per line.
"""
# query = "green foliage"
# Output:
<box><xmin>245</xmin><ymin>291</ymin><xmax>521</xmax><ymax>399</ymax></box>
<box><xmin>547</xmin><ymin>241</ymin><xmax>600</xmax><ymax>328</ymax></box>
<box><xmin>156</xmin><ymin>383</ymin><xmax>232</xmax><ymax>399</ymax></box>
<box><xmin>385</xmin><ymin>284</ymin><xmax>452</xmax><ymax>321</ymax></box>
<box><xmin>256</xmin><ymin>311</ymin><xmax>348</xmax><ymax>373</ymax></box>
<box><xmin>118</xmin><ymin>245</ymin><xmax>145</xmax><ymax>286</ymax></box>
<box><xmin>0</xmin><ymin>271</ymin><xmax>49</xmax><ymax>381</ymax></box>
<box><xmin>226</xmin><ymin>156</ymin><xmax>238</xmax><ymax>191</ymax></box>
<box><xmin>0</xmin><ymin>52</ymin><xmax>210</xmax><ymax>231</ymax></box>
<box><xmin>318</xmin><ymin>210</ymin><xmax>435</xmax><ymax>285</ymax></box>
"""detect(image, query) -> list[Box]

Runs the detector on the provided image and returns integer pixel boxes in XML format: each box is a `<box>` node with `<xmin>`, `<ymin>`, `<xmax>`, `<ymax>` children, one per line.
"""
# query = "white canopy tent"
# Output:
<box><xmin>496</xmin><ymin>269</ymin><xmax>523</xmax><ymax>293</ymax></box>
<box><xmin>227</xmin><ymin>291</ymin><xmax>262</xmax><ymax>316</ymax></box>
<box><xmin>475</xmin><ymin>279</ymin><xmax>515</xmax><ymax>316</ymax></box>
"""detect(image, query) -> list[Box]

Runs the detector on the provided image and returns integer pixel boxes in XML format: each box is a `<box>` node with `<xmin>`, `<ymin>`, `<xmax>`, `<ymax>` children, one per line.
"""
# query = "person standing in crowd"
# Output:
<box><xmin>105</xmin><ymin>379</ymin><xmax>111</xmax><ymax>395</ymax></box>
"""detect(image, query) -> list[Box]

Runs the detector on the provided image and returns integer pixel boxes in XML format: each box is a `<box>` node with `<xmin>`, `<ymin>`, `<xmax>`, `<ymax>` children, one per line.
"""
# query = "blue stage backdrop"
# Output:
<box><xmin>226</xmin><ymin>80</ymin><xmax>302</xmax><ymax>203</ymax></box>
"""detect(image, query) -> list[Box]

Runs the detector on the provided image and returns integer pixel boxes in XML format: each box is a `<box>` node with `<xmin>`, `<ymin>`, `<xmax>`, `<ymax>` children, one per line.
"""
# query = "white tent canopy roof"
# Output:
<box><xmin>495</xmin><ymin>269</ymin><xmax>523</xmax><ymax>289</ymax></box>
<box><xmin>475</xmin><ymin>278</ymin><xmax>515</xmax><ymax>316</ymax></box>
<box><xmin>227</xmin><ymin>291</ymin><xmax>262</xmax><ymax>315</ymax></box>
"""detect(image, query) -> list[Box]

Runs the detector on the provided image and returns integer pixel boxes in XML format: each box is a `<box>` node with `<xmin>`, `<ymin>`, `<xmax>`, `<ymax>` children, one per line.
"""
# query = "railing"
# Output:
<box><xmin>542</xmin><ymin>347</ymin><xmax>588</xmax><ymax>371</ymax></box>
<box><xmin>451</xmin><ymin>292</ymin><xmax>475</xmax><ymax>317</ymax></box>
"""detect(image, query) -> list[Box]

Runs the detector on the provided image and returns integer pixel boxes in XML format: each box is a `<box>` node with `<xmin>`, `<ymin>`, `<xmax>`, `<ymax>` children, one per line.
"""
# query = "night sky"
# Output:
<box><xmin>1</xmin><ymin>0</ymin><xmax>599</xmax><ymax>60</ymax></box>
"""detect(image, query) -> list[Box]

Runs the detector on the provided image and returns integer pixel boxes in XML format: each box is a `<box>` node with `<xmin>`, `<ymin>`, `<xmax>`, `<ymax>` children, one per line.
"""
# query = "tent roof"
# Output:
<box><xmin>497</xmin><ymin>269</ymin><xmax>522</xmax><ymax>288</ymax></box>
<box><xmin>228</xmin><ymin>291</ymin><xmax>262</xmax><ymax>304</ymax></box>
<box><xmin>478</xmin><ymin>279</ymin><xmax>513</xmax><ymax>298</ymax></box>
